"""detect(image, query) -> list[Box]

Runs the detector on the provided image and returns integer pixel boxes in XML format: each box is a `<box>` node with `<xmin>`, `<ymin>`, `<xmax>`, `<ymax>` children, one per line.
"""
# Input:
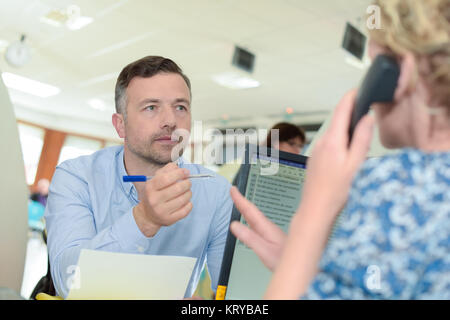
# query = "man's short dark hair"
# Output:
<box><xmin>265</xmin><ymin>122</ymin><xmax>306</xmax><ymax>148</ymax></box>
<box><xmin>114</xmin><ymin>56</ymin><xmax>191</xmax><ymax>115</ymax></box>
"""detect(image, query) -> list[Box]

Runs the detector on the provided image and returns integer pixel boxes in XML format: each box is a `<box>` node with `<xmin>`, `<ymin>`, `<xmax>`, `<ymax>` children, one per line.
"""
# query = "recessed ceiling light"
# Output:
<box><xmin>40</xmin><ymin>9</ymin><xmax>66</xmax><ymax>27</ymax></box>
<box><xmin>0</xmin><ymin>39</ymin><xmax>9</xmax><ymax>50</ymax></box>
<box><xmin>87</xmin><ymin>98</ymin><xmax>107</xmax><ymax>111</ymax></box>
<box><xmin>1</xmin><ymin>72</ymin><xmax>60</xmax><ymax>98</ymax></box>
<box><xmin>212</xmin><ymin>72</ymin><xmax>260</xmax><ymax>90</ymax></box>
<box><xmin>40</xmin><ymin>5</ymin><xmax>93</xmax><ymax>31</ymax></box>
<box><xmin>66</xmin><ymin>16</ymin><xmax>93</xmax><ymax>31</ymax></box>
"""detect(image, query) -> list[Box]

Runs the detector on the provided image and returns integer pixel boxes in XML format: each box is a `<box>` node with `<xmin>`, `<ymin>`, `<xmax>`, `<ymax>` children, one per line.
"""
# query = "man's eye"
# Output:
<box><xmin>176</xmin><ymin>105</ymin><xmax>187</xmax><ymax>111</ymax></box>
<box><xmin>145</xmin><ymin>105</ymin><xmax>156</xmax><ymax>111</ymax></box>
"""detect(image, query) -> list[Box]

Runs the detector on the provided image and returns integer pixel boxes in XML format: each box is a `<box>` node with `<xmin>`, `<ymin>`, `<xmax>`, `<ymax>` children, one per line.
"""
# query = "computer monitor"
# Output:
<box><xmin>217</xmin><ymin>144</ymin><xmax>307</xmax><ymax>299</ymax></box>
<box><xmin>0</xmin><ymin>71</ymin><xmax>29</xmax><ymax>293</ymax></box>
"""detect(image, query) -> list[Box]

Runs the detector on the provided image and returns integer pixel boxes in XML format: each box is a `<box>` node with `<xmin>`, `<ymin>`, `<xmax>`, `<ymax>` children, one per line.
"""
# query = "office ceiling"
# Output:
<box><xmin>0</xmin><ymin>0</ymin><xmax>372</xmax><ymax>140</ymax></box>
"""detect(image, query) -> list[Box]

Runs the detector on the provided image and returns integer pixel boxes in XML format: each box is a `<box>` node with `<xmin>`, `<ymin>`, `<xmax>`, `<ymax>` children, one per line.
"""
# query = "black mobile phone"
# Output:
<box><xmin>348</xmin><ymin>54</ymin><xmax>400</xmax><ymax>141</ymax></box>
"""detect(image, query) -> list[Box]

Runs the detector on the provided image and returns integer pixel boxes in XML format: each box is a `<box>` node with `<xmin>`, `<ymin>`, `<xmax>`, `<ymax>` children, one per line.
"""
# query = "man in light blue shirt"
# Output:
<box><xmin>44</xmin><ymin>56</ymin><xmax>233</xmax><ymax>298</ymax></box>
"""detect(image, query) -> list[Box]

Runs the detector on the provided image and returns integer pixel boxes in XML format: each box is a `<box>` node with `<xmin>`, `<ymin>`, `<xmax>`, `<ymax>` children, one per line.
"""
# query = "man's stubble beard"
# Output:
<box><xmin>125</xmin><ymin>131</ymin><xmax>185</xmax><ymax>166</ymax></box>
<box><xmin>126</xmin><ymin>137</ymin><xmax>175</xmax><ymax>166</ymax></box>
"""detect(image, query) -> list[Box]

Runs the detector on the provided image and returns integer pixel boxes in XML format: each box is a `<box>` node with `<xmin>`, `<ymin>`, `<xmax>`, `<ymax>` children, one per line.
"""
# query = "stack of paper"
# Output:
<box><xmin>67</xmin><ymin>249</ymin><xmax>197</xmax><ymax>300</ymax></box>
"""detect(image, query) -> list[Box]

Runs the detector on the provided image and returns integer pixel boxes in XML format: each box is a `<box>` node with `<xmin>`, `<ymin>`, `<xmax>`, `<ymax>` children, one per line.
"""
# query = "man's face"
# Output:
<box><xmin>119</xmin><ymin>72</ymin><xmax>191</xmax><ymax>165</ymax></box>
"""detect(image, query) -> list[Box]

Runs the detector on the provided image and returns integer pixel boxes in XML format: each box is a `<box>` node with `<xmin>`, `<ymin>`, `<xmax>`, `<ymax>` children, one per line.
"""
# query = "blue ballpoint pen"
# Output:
<box><xmin>123</xmin><ymin>174</ymin><xmax>213</xmax><ymax>182</ymax></box>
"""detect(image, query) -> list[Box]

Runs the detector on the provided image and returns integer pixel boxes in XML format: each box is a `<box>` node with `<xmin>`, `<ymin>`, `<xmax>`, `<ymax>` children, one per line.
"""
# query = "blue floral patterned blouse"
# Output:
<box><xmin>303</xmin><ymin>148</ymin><xmax>450</xmax><ymax>299</ymax></box>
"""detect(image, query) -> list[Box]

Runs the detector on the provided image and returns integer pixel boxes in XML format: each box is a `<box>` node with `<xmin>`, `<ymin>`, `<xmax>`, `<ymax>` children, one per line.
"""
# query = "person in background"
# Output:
<box><xmin>45</xmin><ymin>56</ymin><xmax>233</xmax><ymax>299</ymax></box>
<box><xmin>199</xmin><ymin>124</ymin><xmax>306</xmax><ymax>298</ymax></box>
<box><xmin>264</xmin><ymin>122</ymin><xmax>306</xmax><ymax>155</ymax></box>
<box><xmin>230</xmin><ymin>0</ymin><xmax>450</xmax><ymax>299</ymax></box>
<box><xmin>28</xmin><ymin>178</ymin><xmax>49</xmax><ymax>231</ymax></box>
<box><xmin>30</xmin><ymin>178</ymin><xmax>50</xmax><ymax>207</ymax></box>
<box><xmin>218</xmin><ymin>122</ymin><xmax>306</xmax><ymax>184</ymax></box>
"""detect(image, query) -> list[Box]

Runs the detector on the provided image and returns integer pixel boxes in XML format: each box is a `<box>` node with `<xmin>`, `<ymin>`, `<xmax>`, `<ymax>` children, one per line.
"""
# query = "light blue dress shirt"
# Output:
<box><xmin>44</xmin><ymin>146</ymin><xmax>233</xmax><ymax>298</ymax></box>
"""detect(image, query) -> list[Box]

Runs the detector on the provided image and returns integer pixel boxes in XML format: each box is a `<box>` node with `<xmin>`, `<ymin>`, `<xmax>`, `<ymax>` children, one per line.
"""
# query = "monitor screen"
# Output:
<box><xmin>225</xmin><ymin>153</ymin><xmax>306</xmax><ymax>299</ymax></box>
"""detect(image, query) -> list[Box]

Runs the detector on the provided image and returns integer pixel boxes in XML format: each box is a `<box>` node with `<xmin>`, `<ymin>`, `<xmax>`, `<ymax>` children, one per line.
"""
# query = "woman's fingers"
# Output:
<box><xmin>348</xmin><ymin>114</ymin><xmax>375</xmax><ymax>172</ymax></box>
<box><xmin>230</xmin><ymin>187</ymin><xmax>284</xmax><ymax>238</ymax></box>
<box><xmin>327</xmin><ymin>89</ymin><xmax>358</xmax><ymax>142</ymax></box>
<box><xmin>230</xmin><ymin>221</ymin><xmax>282</xmax><ymax>271</ymax></box>
<box><xmin>230</xmin><ymin>221</ymin><xmax>259</xmax><ymax>247</ymax></box>
<box><xmin>320</xmin><ymin>88</ymin><xmax>374</xmax><ymax>175</ymax></box>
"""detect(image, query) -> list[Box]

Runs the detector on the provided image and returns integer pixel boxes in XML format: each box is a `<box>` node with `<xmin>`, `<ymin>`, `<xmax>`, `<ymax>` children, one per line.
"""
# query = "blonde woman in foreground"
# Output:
<box><xmin>230</xmin><ymin>0</ymin><xmax>450</xmax><ymax>299</ymax></box>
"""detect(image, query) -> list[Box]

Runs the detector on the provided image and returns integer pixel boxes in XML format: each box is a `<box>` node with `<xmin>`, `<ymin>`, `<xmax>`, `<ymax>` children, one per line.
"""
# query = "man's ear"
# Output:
<box><xmin>394</xmin><ymin>52</ymin><xmax>417</xmax><ymax>101</ymax></box>
<box><xmin>112</xmin><ymin>113</ymin><xmax>126</xmax><ymax>139</ymax></box>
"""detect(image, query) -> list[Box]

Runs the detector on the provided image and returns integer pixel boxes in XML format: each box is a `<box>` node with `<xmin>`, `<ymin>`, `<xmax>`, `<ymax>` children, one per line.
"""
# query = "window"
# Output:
<box><xmin>58</xmin><ymin>135</ymin><xmax>102</xmax><ymax>164</ymax></box>
<box><xmin>17</xmin><ymin>123</ymin><xmax>44</xmax><ymax>185</ymax></box>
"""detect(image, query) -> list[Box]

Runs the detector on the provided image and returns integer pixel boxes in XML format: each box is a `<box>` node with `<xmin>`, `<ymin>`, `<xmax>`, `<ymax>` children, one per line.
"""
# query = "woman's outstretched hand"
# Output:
<box><xmin>229</xmin><ymin>186</ymin><xmax>287</xmax><ymax>272</ymax></box>
<box><xmin>264</xmin><ymin>89</ymin><xmax>375</xmax><ymax>299</ymax></box>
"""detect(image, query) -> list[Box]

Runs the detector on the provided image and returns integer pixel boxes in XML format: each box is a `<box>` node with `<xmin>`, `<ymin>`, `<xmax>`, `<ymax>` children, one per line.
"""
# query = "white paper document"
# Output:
<box><xmin>67</xmin><ymin>249</ymin><xmax>197</xmax><ymax>300</ymax></box>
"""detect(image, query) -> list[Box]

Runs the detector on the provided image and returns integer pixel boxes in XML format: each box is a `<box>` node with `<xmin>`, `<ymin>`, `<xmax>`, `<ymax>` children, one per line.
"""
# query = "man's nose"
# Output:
<box><xmin>159</xmin><ymin>106</ymin><xmax>176</xmax><ymax>128</ymax></box>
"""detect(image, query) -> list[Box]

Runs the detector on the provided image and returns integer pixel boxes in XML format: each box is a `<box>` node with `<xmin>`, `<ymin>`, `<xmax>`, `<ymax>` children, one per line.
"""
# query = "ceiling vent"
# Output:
<box><xmin>342</xmin><ymin>22</ymin><xmax>366</xmax><ymax>60</ymax></box>
<box><xmin>232</xmin><ymin>46</ymin><xmax>255</xmax><ymax>73</ymax></box>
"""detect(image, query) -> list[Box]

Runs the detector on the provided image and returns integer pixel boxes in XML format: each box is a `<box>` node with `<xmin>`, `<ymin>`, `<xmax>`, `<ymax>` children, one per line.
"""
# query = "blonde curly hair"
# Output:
<box><xmin>368</xmin><ymin>0</ymin><xmax>450</xmax><ymax>108</ymax></box>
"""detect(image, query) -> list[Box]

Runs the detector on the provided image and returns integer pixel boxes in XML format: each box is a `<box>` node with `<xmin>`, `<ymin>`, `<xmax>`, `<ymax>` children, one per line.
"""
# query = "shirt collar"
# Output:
<box><xmin>117</xmin><ymin>146</ymin><xmax>134</xmax><ymax>196</ymax></box>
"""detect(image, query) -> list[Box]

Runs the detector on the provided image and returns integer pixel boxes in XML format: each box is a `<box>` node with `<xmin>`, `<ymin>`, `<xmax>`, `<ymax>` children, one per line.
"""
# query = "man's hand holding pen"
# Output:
<box><xmin>133</xmin><ymin>163</ymin><xmax>193</xmax><ymax>237</ymax></box>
